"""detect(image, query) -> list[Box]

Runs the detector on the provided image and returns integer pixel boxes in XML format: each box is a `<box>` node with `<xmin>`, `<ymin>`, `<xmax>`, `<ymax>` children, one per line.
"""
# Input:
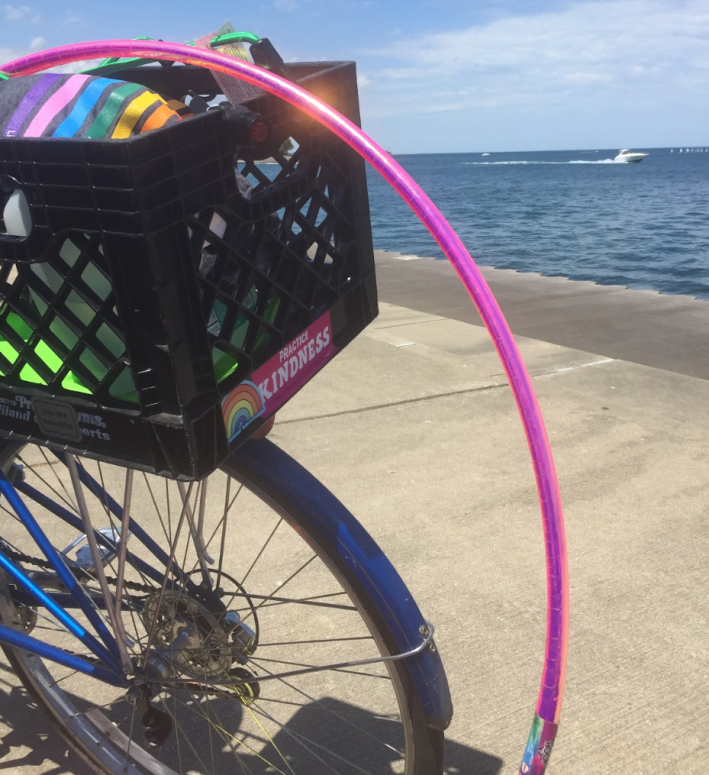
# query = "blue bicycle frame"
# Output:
<box><xmin>0</xmin><ymin>452</ymin><xmax>204</xmax><ymax>687</ymax></box>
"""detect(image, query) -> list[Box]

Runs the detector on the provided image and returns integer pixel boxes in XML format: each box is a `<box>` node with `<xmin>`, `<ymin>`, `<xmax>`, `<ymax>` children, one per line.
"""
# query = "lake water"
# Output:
<box><xmin>365</xmin><ymin>148</ymin><xmax>709</xmax><ymax>299</ymax></box>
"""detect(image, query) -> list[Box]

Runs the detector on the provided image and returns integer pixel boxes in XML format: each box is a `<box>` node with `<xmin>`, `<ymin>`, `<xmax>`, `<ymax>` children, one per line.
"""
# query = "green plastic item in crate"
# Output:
<box><xmin>0</xmin><ymin>288</ymin><xmax>280</xmax><ymax>402</ymax></box>
<box><xmin>0</xmin><ymin>310</ymin><xmax>138</xmax><ymax>401</ymax></box>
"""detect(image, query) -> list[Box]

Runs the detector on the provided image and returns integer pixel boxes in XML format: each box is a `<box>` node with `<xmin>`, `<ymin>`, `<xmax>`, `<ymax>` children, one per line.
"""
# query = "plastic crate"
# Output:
<box><xmin>0</xmin><ymin>61</ymin><xmax>377</xmax><ymax>479</ymax></box>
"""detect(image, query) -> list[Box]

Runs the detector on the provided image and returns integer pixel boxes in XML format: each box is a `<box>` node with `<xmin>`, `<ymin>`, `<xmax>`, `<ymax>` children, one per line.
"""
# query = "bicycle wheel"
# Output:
<box><xmin>0</xmin><ymin>438</ymin><xmax>446</xmax><ymax>774</ymax></box>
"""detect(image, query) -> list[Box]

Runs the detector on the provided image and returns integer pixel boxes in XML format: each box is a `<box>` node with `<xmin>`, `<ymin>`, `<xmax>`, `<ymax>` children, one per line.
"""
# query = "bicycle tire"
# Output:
<box><xmin>0</xmin><ymin>439</ymin><xmax>446</xmax><ymax>774</ymax></box>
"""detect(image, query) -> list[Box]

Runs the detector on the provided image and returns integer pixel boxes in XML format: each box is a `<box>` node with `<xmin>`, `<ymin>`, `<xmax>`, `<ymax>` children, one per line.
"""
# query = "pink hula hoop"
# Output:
<box><xmin>2</xmin><ymin>40</ymin><xmax>569</xmax><ymax>773</ymax></box>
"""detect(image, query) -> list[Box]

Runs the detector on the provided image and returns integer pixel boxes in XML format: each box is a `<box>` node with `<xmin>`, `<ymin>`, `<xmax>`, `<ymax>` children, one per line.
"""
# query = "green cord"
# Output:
<box><xmin>0</xmin><ymin>72</ymin><xmax>10</xmax><ymax>81</ymax></box>
<box><xmin>82</xmin><ymin>31</ymin><xmax>260</xmax><ymax>76</ymax></box>
<box><xmin>210</xmin><ymin>31</ymin><xmax>260</xmax><ymax>47</ymax></box>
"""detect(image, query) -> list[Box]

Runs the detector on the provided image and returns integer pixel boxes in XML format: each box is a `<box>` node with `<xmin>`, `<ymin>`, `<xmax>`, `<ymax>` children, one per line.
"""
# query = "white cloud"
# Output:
<box><xmin>47</xmin><ymin>58</ymin><xmax>104</xmax><ymax>74</ymax></box>
<box><xmin>0</xmin><ymin>46</ymin><xmax>20</xmax><ymax>64</ymax></box>
<box><xmin>357</xmin><ymin>73</ymin><xmax>370</xmax><ymax>88</ymax></box>
<box><xmin>272</xmin><ymin>0</ymin><xmax>317</xmax><ymax>11</ymax></box>
<box><xmin>360</xmin><ymin>0</ymin><xmax>709</xmax><ymax>117</ymax></box>
<box><xmin>4</xmin><ymin>4</ymin><xmax>35</xmax><ymax>21</ymax></box>
<box><xmin>565</xmin><ymin>72</ymin><xmax>612</xmax><ymax>83</ymax></box>
<box><xmin>0</xmin><ymin>42</ymin><xmax>33</xmax><ymax>71</ymax></box>
<box><xmin>378</xmin><ymin>67</ymin><xmax>428</xmax><ymax>80</ymax></box>
<box><xmin>29</xmin><ymin>36</ymin><xmax>45</xmax><ymax>51</ymax></box>
<box><xmin>61</xmin><ymin>12</ymin><xmax>83</xmax><ymax>27</ymax></box>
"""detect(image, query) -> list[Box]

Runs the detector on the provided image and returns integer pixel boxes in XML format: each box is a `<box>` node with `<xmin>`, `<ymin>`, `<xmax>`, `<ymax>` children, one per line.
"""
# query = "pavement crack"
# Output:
<box><xmin>489</xmin><ymin>358</ymin><xmax>615</xmax><ymax>380</ymax></box>
<box><xmin>368</xmin><ymin>316</ymin><xmax>446</xmax><ymax>331</ymax></box>
<box><xmin>534</xmin><ymin>358</ymin><xmax>615</xmax><ymax>377</ymax></box>
<box><xmin>276</xmin><ymin>382</ymin><xmax>509</xmax><ymax>426</ymax></box>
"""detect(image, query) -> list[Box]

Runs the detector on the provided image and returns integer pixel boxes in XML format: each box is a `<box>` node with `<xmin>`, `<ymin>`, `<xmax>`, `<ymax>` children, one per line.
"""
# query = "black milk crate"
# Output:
<box><xmin>0</xmin><ymin>61</ymin><xmax>377</xmax><ymax>479</ymax></box>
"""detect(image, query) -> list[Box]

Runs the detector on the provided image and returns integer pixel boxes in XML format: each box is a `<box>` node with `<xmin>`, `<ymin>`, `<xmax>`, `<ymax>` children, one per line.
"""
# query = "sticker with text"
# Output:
<box><xmin>222</xmin><ymin>312</ymin><xmax>335</xmax><ymax>442</ymax></box>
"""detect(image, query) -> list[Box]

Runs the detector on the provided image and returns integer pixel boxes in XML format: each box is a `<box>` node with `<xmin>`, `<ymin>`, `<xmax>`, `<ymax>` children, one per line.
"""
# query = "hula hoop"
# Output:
<box><xmin>1</xmin><ymin>40</ymin><xmax>569</xmax><ymax>774</ymax></box>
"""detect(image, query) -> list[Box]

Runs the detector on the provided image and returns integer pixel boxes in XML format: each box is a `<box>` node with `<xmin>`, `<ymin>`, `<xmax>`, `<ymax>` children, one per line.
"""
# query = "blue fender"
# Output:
<box><xmin>226</xmin><ymin>439</ymin><xmax>453</xmax><ymax>731</ymax></box>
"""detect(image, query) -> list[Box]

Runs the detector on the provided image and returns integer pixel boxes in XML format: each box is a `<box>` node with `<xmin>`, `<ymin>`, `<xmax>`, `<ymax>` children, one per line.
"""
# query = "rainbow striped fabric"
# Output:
<box><xmin>0</xmin><ymin>73</ymin><xmax>189</xmax><ymax>139</ymax></box>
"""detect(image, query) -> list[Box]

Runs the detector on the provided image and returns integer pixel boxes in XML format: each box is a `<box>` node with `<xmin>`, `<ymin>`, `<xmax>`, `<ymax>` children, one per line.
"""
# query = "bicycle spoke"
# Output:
<box><xmin>165</xmin><ymin>479</ymin><xmax>173</xmax><ymax>546</ymax></box>
<box><xmin>61</xmin><ymin>479</ymin><xmax>152</xmax><ymax>659</ymax></box>
<box><xmin>215</xmin><ymin>477</ymin><xmax>233</xmax><ymax>592</ymax></box>
<box><xmin>255</xmin><ymin>593</ymin><xmax>355</xmax><ymax>611</ymax></box>
<box><xmin>66</xmin><ymin>454</ymin><xmax>131</xmax><ymax>671</ymax></box>
<box><xmin>257</xmin><ymin>635</ymin><xmax>373</xmax><ymax>647</ymax></box>
<box><xmin>40</xmin><ymin>447</ymin><xmax>77</xmax><ymax>512</ymax></box>
<box><xmin>90</xmin><ymin>464</ymin><xmax>162</xmax><ymax>596</ymax></box>
<box><xmin>177</xmin><ymin>480</ymin><xmax>212</xmax><ymax>586</ymax></box>
<box><xmin>68</xmin><ymin>696</ymin><xmax>122</xmax><ymax>719</ymax></box>
<box><xmin>249</xmin><ymin>656</ymin><xmax>390</xmax><ymax>680</ymax></box>
<box><xmin>172</xmin><ymin>692</ymin><xmax>285</xmax><ymax>774</ymax></box>
<box><xmin>143</xmin><ymin>472</ymin><xmax>172</xmax><ymax>549</ymax></box>
<box><xmin>248</xmin><ymin>554</ymin><xmax>318</xmax><ymax>620</ymax></box>
<box><xmin>123</xmin><ymin>705</ymin><xmax>137</xmax><ymax>775</ymax></box>
<box><xmin>196</xmin><ymin>685</ymin><xmax>260</xmax><ymax>775</ymax></box>
<box><xmin>249</xmin><ymin>660</ymin><xmax>405</xmax><ymax>761</ymax></box>
<box><xmin>244</xmin><ymin>704</ymin><xmax>297</xmax><ymax>775</ymax></box>
<box><xmin>140</xmin><ymin>482</ymin><xmax>193</xmax><ymax>666</ymax></box>
<box><xmin>0</xmin><ymin>500</ymin><xmax>21</xmax><ymax>523</ymax></box>
<box><xmin>237</xmin><ymin>517</ymin><xmax>283</xmax><ymax>590</ymax></box>
<box><xmin>169</xmin><ymin>695</ymin><xmax>213</xmax><ymax>775</ymax></box>
<box><xmin>171</xmin><ymin>691</ymin><xmax>184</xmax><ymax>775</ymax></box>
<box><xmin>22</xmin><ymin>457</ymin><xmax>153</xmax><ymax>645</ymax></box>
<box><xmin>168</xmin><ymin>489</ymin><xmax>235</xmax><ymax>596</ymax></box>
<box><xmin>167</xmin><ymin>481</ymin><xmax>207</xmax><ymax>627</ymax></box>
<box><xmin>252</xmin><ymin>696</ymin><xmax>400</xmax><ymax>721</ymax></box>
<box><xmin>249</xmin><ymin>699</ymin><xmax>352</xmax><ymax>774</ymax></box>
<box><xmin>261</xmin><ymin>708</ymin><xmax>361</xmax><ymax>775</ymax></box>
<box><xmin>47</xmin><ymin>668</ymin><xmax>81</xmax><ymax>688</ymax></box>
<box><xmin>18</xmin><ymin>455</ymin><xmax>77</xmax><ymax>513</ymax></box>
<box><xmin>203</xmin><ymin>687</ymin><xmax>218</xmax><ymax>775</ymax></box>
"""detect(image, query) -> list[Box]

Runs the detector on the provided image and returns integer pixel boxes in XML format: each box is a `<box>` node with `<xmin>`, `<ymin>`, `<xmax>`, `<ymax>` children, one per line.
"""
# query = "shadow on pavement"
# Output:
<box><xmin>0</xmin><ymin>666</ymin><xmax>92</xmax><ymax>774</ymax></box>
<box><xmin>0</xmin><ymin>666</ymin><xmax>503</xmax><ymax>774</ymax></box>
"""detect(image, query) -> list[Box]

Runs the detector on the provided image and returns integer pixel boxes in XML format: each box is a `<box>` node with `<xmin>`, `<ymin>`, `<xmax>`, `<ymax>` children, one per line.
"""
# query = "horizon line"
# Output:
<box><xmin>387</xmin><ymin>146</ymin><xmax>708</xmax><ymax>156</ymax></box>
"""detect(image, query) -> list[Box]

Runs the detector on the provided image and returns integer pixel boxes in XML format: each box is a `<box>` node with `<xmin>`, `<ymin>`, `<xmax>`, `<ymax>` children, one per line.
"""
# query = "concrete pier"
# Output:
<box><xmin>0</xmin><ymin>252</ymin><xmax>707</xmax><ymax>773</ymax></box>
<box><xmin>375</xmin><ymin>249</ymin><xmax>709</xmax><ymax>381</ymax></box>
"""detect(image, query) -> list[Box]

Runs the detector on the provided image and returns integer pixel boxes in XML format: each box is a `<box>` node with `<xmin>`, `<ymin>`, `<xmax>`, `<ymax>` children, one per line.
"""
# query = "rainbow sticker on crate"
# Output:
<box><xmin>221</xmin><ymin>311</ymin><xmax>336</xmax><ymax>442</ymax></box>
<box><xmin>222</xmin><ymin>380</ymin><xmax>266</xmax><ymax>442</ymax></box>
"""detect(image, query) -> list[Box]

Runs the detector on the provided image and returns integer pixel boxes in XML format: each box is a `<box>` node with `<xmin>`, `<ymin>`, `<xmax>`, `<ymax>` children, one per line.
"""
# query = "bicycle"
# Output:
<box><xmin>0</xmin><ymin>34</ymin><xmax>568</xmax><ymax>775</ymax></box>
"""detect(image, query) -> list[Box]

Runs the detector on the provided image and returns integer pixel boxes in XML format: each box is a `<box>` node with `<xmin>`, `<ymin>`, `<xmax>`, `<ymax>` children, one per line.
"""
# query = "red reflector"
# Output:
<box><xmin>249</xmin><ymin>121</ymin><xmax>269</xmax><ymax>144</ymax></box>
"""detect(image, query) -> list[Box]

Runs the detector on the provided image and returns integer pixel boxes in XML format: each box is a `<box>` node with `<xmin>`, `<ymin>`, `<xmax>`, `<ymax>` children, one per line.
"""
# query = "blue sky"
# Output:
<box><xmin>1</xmin><ymin>0</ymin><xmax>707</xmax><ymax>152</ymax></box>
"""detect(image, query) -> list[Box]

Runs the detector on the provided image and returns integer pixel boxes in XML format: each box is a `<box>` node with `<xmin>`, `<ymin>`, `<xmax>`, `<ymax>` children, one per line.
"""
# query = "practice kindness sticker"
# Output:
<box><xmin>222</xmin><ymin>311</ymin><xmax>336</xmax><ymax>442</ymax></box>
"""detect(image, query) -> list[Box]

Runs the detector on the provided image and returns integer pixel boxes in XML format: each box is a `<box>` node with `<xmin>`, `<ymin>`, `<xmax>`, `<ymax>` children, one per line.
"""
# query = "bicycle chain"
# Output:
<box><xmin>0</xmin><ymin>539</ymin><xmax>155</xmax><ymax>594</ymax></box>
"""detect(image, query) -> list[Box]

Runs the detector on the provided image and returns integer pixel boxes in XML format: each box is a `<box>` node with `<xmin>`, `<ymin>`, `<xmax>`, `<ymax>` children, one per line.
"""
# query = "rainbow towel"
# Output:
<box><xmin>0</xmin><ymin>73</ymin><xmax>189</xmax><ymax>139</ymax></box>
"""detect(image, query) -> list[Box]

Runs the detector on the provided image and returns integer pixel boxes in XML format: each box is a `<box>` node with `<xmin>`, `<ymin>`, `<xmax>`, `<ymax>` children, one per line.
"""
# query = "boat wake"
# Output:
<box><xmin>463</xmin><ymin>159</ymin><xmax>619</xmax><ymax>165</ymax></box>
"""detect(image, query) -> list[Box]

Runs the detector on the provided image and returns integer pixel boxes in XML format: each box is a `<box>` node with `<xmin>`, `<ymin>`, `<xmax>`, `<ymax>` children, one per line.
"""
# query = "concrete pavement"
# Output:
<box><xmin>0</xmin><ymin>256</ymin><xmax>707</xmax><ymax>773</ymax></box>
<box><xmin>273</xmin><ymin>297</ymin><xmax>709</xmax><ymax>774</ymax></box>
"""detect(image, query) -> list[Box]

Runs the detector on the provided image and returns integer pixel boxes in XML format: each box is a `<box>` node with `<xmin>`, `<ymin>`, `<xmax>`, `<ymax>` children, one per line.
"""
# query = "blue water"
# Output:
<box><xmin>366</xmin><ymin>148</ymin><xmax>709</xmax><ymax>299</ymax></box>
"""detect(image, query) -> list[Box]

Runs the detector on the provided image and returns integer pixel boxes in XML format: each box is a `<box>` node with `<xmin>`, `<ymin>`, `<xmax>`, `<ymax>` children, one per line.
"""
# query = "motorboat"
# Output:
<box><xmin>614</xmin><ymin>149</ymin><xmax>648</xmax><ymax>163</ymax></box>
<box><xmin>481</xmin><ymin>152</ymin><xmax>490</xmax><ymax>156</ymax></box>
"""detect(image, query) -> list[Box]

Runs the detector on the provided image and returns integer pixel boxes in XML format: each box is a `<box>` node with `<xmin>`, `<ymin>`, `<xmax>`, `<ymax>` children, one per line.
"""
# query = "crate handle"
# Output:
<box><xmin>0</xmin><ymin>176</ymin><xmax>32</xmax><ymax>241</ymax></box>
